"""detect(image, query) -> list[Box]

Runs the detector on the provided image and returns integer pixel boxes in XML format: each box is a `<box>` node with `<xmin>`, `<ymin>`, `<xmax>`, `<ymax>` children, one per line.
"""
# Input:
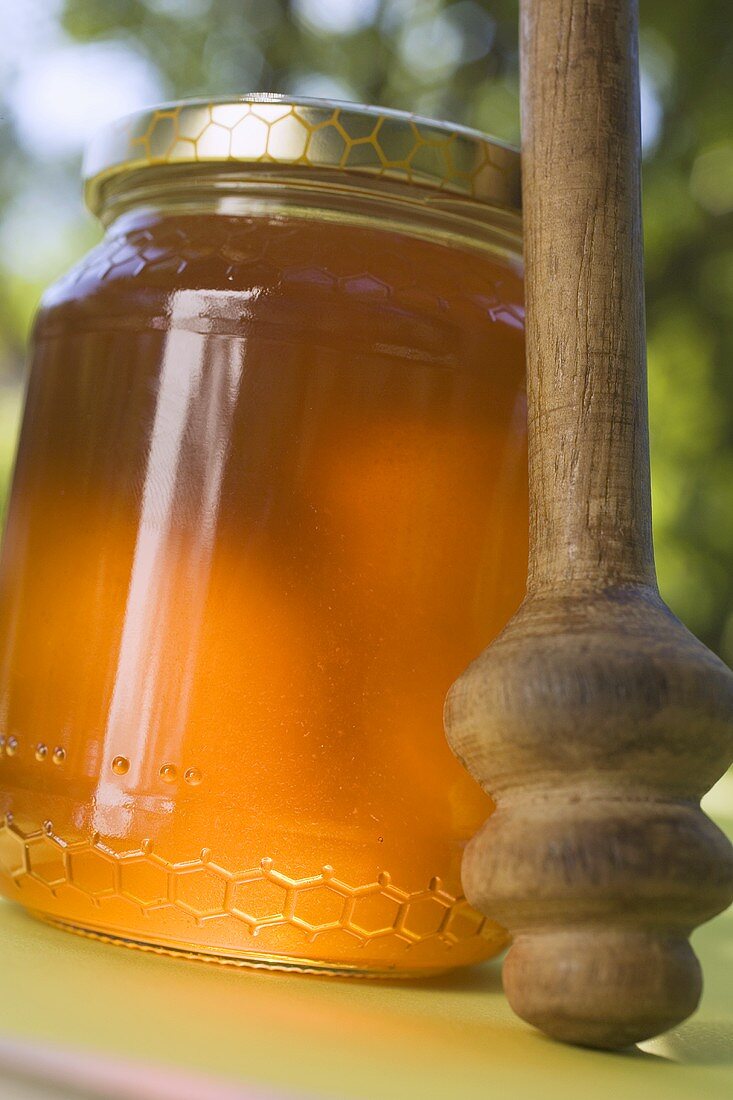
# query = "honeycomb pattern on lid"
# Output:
<box><xmin>83</xmin><ymin>95</ymin><xmax>521</xmax><ymax>216</ymax></box>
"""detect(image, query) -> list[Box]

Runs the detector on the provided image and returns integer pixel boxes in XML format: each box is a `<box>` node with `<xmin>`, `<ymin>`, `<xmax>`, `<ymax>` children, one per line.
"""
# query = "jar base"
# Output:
<box><xmin>31</xmin><ymin>911</ymin><xmax>455</xmax><ymax>979</ymax></box>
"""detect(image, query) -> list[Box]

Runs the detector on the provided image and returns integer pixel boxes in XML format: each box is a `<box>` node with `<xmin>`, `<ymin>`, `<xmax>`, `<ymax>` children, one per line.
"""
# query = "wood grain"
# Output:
<box><xmin>445</xmin><ymin>0</ymin><xmax>733</xmax><ymax>1049</ymax></box>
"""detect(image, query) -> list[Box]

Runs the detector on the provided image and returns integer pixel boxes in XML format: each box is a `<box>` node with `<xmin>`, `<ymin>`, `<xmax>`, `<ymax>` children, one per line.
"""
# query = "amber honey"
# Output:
<box><xmin>0</xmin><ymin>98</ymin><xmax>526</xmax><ymax>974</ymax></box>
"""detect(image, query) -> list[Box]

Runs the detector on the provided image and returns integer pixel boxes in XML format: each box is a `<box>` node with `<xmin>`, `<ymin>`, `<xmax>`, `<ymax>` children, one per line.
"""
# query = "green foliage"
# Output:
<box><xmin>0</xmin><ymin>0</ymin><xmax>731</xmax><ymax>659</ymax></box>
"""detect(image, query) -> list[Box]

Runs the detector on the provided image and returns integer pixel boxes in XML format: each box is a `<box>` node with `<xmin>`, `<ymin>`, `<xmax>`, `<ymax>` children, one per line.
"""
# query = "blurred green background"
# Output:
<box><xmin>0</xmin><ymin>0</ymin><xmax>731</xmax><ymax>661</ymax></box>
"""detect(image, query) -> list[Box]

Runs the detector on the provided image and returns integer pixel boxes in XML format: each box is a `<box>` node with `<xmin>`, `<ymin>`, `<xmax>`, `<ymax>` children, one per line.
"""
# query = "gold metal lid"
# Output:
<box><xmin>83</xmin><ymin>95</ymin><xmax>520</xmax><ymax>217</ymax></box>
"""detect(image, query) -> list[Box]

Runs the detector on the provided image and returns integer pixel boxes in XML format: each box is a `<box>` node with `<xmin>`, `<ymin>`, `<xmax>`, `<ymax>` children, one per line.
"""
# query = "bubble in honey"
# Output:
<box><xmin>160</xmin><ymin>763</ymin><xmax>177</xmax><ymax>783</ymax></box>
<box><xmin>6</xmin><ymin>736</ymin><xmax>18</xmax><ymax>756</ymax></box>
<box><xmin>111</xmin><ymin>755</ymin><xmax>130</xmax><ymax>776</ymax></box>
<box><xmin>51</xmin><ymin>746</ymin><xmax>66</xmax><ymax>765</ymax></box>
<box><xmin>35</xmin><ymin>744</ymin><xmax>48</xmax><ymax>762</ymax></box>
<box><xmin>184</xmin><ymin>767</ymin><xmax>202</xmax><ymax>786</ymax></box>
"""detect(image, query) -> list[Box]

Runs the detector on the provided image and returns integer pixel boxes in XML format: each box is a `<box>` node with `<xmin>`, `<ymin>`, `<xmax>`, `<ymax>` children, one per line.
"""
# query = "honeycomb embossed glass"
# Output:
<box><xmin>0</xmin><ymin>97</ymin><xmax>527</xmax><ymax>975</ymax></box>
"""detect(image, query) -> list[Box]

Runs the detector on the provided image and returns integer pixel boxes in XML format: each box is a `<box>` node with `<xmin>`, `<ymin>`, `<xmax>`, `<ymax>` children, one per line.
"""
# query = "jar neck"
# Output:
<box><xmin>97</xmin><ymin>164</ymin><xmax>522</xmax><ymax>264</ymax></box>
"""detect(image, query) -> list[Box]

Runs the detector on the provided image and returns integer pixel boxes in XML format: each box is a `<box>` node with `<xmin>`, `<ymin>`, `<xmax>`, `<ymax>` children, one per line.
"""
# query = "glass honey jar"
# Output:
<box><xmin>0</xmin><ymin>96</ymin><xmax>526</xmax><ymax>975</ymax></box>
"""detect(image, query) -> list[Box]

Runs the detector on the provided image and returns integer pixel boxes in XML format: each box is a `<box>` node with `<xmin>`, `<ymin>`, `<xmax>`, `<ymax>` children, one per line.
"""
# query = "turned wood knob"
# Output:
<box><xmin>445</xmin><ymin>0</ymin><xmax>733</xmax><ymax>1049</ymax></box>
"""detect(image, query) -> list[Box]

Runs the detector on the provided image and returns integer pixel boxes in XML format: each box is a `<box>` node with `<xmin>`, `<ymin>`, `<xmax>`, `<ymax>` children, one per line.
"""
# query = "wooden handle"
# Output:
<box><xmin>445</xmin><ymin>0</ymin><xmax>733</xmax><ymax>1049</ymax></box>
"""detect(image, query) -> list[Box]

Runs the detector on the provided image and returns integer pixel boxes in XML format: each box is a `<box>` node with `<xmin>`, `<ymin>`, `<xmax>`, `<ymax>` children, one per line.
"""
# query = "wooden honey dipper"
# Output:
<box><xmin>445</xmin><ymin>0</ymin><xmax>733</xmax><ymax>1049</ymax></box>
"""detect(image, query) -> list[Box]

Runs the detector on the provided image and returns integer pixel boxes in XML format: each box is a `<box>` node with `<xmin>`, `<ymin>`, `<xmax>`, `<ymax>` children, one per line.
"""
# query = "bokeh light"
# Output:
<box><xmin>8</xmin><ymin>41</ymin><xmax>166</xmax><ymax>158</ymax></box>
<box><xmin>293</xmin><ymin>0</ymin><xmax>380</xmax><ymax>36</ymax></box>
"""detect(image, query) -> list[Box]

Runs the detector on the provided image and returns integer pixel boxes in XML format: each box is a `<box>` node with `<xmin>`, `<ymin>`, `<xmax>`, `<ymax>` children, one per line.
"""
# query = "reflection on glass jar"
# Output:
<box><xmin>0</xmin><ymin>97</ymin><xmax>526</xmax><ymax>975</ymax></box>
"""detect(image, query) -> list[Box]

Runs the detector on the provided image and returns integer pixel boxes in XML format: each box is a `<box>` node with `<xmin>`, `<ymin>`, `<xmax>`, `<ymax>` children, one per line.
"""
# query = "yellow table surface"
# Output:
<box><xmin>1</xmin><ymin>779</ymin><xmax>732</xmax><ymax>1100</ymax></box>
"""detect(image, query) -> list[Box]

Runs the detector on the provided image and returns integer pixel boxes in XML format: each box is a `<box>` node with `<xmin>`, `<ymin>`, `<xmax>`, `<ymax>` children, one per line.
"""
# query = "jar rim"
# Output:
<box><xmin>83</xmin><ymin>94</ymin><xmax>521</xmax><ymax>219</ymax></box>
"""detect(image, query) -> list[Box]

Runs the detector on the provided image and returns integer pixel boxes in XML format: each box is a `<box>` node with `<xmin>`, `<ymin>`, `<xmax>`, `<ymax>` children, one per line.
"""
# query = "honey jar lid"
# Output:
<box><xmin>83</xmin><ymin>95</ymin><xmax>520</xmax><ymax>217</ymax></box>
